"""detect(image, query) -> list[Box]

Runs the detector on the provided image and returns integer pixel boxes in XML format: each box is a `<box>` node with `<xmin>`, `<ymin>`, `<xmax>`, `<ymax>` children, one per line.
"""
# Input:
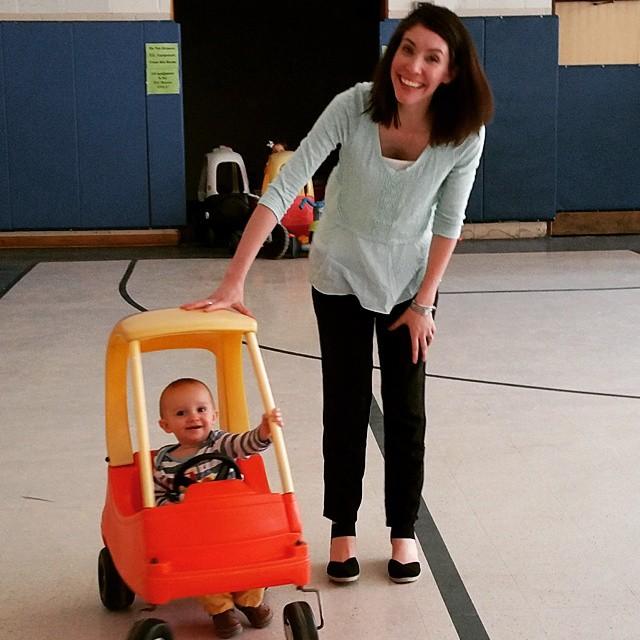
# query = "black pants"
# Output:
<box><xmin>312</xmin><ymin>288</ymin><xmax>431</xmax><ymax>538</ymax></box>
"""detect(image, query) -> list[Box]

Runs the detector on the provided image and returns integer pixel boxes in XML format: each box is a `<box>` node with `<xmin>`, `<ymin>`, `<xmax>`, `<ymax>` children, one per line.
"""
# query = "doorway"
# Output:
<box><xmin>174</xmin><ymin>1</ymin><xmax>381</xmax><ymax>203</ymax></box>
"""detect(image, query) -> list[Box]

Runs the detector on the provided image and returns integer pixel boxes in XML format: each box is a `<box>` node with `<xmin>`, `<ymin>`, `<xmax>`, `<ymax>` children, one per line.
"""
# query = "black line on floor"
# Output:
<box><xmin>117</xmin><ymin>269</ymin><xmax>636</xmax><ymax>636</ymax></box>
<box><xmin>426</xmin><ymin>373</ymin><xmax>640</xmax><ymax>400</ymax></box>
<box><xmin>254</xmin><ymin>345</ymin><xmax>640</xmax><ymax>400</ymax></box>
<box><xmin>369</xmin><ymin>398</ymin><xmax>490</xmax><ymax>640</ymax></box>
<box><xmin>117</xmin><ymin>275</ymin><xmax>638</xmax><ymax>402</ymax></box>
<box><xmin>0</xmin><ymin>262</ymin><xmax>37</xmax><ymax>299</ymax></box>
<box><xmin>119</xmin><ymin>260</ymin><xmax>147</xmax><ymax>312</ymax></box>
<box><xmin>442</xmin><ymin>286</ymin><xmax>640</xmax><ymax>295</ymax></box>
<box><xmin>258</xmin><ymin>344</ymin><xmax>322</xmax><ymax>361</ymax></box>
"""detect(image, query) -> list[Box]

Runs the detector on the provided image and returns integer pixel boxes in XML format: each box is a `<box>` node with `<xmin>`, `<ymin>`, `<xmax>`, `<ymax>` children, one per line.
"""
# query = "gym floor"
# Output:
<box><xmin>1</xmin><ymin>235</ymin><xmax>639</xmax><ymax>640</ymax></box>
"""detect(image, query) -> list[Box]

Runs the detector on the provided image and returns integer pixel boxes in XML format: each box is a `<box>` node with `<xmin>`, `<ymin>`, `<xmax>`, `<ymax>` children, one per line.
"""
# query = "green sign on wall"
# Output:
<box><xmin>145</xmin><ymin>43</ymin><xmax>180</xmax><ymax>95</ymax></box>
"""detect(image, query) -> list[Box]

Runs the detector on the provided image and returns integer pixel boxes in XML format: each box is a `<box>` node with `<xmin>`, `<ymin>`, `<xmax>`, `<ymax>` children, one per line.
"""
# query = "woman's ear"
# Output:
<box><xmin>444</xmin><ymin>64</ymin><xmax>457</xmax><ymax>85</ymax></box>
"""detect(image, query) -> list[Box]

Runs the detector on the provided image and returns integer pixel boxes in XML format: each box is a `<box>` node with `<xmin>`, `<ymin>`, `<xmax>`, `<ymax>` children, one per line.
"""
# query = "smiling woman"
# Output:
<box><xmin>368</xmin><ymin>4</ymin><xmax>493</xmax><ymax>145</ymax></box>
<box><xmin>182</xmin><ymin>3</ymin><xmax>493</xmax><ymax>586</ymax></box>
<box><xmin>374</xmin><ymin>24</ymin><xmax>456</xmax><ymax>162</ymax></box>
<box><xmin>390</xmin><ymin>28</ymin><xmax>454</xmax><ymax>111</ymax></box>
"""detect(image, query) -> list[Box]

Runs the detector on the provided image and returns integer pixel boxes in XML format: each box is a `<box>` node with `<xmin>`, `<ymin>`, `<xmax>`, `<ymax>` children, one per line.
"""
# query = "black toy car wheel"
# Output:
<box><xmin>126</xmin><ymin>618</ymin><xmax>173</xmax><ymax>640</ymax></box>
<box><xmin>283</xmin><ymin>601</ymin><xmax>318</xmax><ymax>640</ymax></box>
<box><xmin>259</xmin><ymin>222</ymin><xmax>289</xmax><ymax>259</ymax></box>
<box><xmin>98</xmin><ymin>547</ymin><xmax>135</xmax><ymax>611</ymax></box>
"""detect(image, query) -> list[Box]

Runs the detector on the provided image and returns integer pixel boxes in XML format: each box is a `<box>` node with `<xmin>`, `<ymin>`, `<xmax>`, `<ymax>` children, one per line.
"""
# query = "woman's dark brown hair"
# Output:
<box><xmin>367</xmin><ymin>3</ymin><xmax>493</xmax><ymax>146</ymax></box>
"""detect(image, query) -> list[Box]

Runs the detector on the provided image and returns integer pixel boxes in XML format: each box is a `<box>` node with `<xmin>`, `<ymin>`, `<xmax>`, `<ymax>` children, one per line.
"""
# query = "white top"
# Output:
<box><xmin>383</xmin><ymin>157</ymin><xmax>414</xmax><ymax>171</ymax></box>
<box><xmin>259</xmin><ymin>82</ymin><xmax>485</xmax><ymax>313</ymax></box>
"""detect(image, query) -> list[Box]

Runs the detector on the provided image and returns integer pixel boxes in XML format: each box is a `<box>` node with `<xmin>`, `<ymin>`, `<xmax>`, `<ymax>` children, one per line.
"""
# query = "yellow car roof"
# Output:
<box><xmin>110</xmin><ymin>307</ymin><xmax>257</xmax><ymax>344</ymax></box>
<box><xmin>105</xmin><ymin>308</ymin><xmax>257</xmax><ymax>469</ymax></box>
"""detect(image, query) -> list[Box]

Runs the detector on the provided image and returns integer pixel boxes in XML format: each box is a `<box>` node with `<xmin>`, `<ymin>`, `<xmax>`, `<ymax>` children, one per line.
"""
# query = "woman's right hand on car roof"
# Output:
<box><xmin>181</xmin><ymin>205</ymin><xmax>279</xmax><ymax>317</ymax></box>
<box><xmin>181</xmin><ymin>277</ymin><xmax>252</xmax><ymax>317</ymax></box>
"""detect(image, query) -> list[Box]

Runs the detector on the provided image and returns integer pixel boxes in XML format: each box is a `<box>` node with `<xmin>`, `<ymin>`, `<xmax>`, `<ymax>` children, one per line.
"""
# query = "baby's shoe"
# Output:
<box><xmin>236</xmin><ymin>603</ymin><xmax>273</xmax><ymax>628</ymax></box>
<box><xmin>212</xmin><ymin>608</ymin><xmax>243</xmax><ymax>638</ymax></box>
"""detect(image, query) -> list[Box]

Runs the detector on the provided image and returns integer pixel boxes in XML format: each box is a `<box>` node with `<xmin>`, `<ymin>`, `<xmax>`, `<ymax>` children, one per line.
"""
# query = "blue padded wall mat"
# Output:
<box><xmin>379</xmin><ymin>18</ymin><xmax>400</xmax><ymax>46</ymax></box>
<box><xmin>557</xmin><ymin>65</ymin><xmax>640</xmax><ymax>211</ymax></box>
<box><xmin>3</xmin><ymin>22</ymin><xmax>81</xmax><ymax>229</ymax></box>
<box><xmin>0</xmin><ymin>20</ymin><xmax>184</xmax><ymax>231</ymax></box>
<box><xmin>460</xmin><ymin>18</ymin><xmax>485</xmax><ymax>223</ymax></box>
<box><xmin>144</xmin><ymin>21</ymin><xmax>186</xmax><ymax>227</ymax></box>
<box><xmin>74</xmin><ymin>22</ymin><xmax>149</xmax><ymax>228</ymax></box>
<box><xmin>483</xmin><ymin>16</ymin><xmax>558</xmax><ymax>221</ymax></box>
<box><xmin>0</xmin><ymin>26</ymin><xmax>9</xmax><ymax>229</ymax></box>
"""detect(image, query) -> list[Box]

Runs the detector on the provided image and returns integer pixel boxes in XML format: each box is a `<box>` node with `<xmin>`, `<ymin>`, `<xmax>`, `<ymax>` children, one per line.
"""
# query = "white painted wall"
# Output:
<box><xmin>0</xmin><ymin>0</ymin><xmax>171</xmax><ymax>19</ymax></box>
<box><xmin>389</xmin><ymin>0</ymin><xmax>552</xmax><ymax>18</ymax></box>
<box><xmin>0</xmin><ymin>0</ymin><xmax>552</xmax><ymax>20</ymax></box>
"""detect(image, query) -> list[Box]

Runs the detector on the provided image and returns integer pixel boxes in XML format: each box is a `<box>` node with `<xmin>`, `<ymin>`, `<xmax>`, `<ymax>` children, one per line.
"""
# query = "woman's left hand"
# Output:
<box><xmin>389</xmin><ymin>308</ymin><xmax>436</xmax><ymax>364</ymax></box>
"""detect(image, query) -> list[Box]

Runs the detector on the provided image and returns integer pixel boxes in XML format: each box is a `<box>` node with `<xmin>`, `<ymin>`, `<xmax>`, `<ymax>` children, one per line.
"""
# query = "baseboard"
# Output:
<box><xmin>461</xmin><ymin>221</ymin><xmax>548</xmax><ymax>240</ymax></box>
<box><xmin>2</xmin><ymin>214</ymin><xmax>637</xmax><ymax>249</ymax></box>
<box><xmin>0</xmin><ymin>229</ymin><xmax>181</xmax><ymax>249</ymax></box>
<box><xmin>551</xmin><ymin>211</ymin><xmax>640</xmax><ymax>236</ymax></box>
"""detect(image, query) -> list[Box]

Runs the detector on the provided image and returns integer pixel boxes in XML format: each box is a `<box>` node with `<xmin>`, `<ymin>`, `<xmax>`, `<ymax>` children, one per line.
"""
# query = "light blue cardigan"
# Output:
<box><xmin>259</xmin><ymin>82</ymin><xmax>485</xmax><ymax>313</ymax></box>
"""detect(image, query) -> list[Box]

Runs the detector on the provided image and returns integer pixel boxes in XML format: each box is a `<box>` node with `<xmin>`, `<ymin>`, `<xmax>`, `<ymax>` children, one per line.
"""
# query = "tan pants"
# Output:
<box><xmin>199</xmin><ymin>588</ymin><xmax>265</xmax><ymax>616</ymax></box>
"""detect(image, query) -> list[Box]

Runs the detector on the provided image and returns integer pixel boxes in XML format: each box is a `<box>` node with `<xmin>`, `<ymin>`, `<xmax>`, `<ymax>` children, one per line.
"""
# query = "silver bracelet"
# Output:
<box><xmin>409</xmin><ymin>299</ymin><xmax>437</xmax><ymax>316</ymax></box>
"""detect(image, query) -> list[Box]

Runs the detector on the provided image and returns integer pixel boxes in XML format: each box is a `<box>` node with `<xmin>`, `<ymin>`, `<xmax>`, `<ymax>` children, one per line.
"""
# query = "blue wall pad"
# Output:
<box><xmin>74</xmin><ymin>23</ymin><xmax>149</xmax><ymax>228</ymax></box>
<box><xmin>0</xmin><ymin>26</ymin><xmax>9</xmax><ymax>229</ymax></box>
<box><xmin>3</xmin><ymin>22</ymin><xmax>81</xmax><ymax>229</ymax></box>
<box><xmin>460</xmin><ymin>19</ymin><xmax>484</xmax><ymax>222</ymax></box>
<box><xmin>557</xmin><ymin>65</ymin><xmax>640</xmax><ymax>211</ymax></box>
<box><xmin>0</xmin><ymin>21</ymin><xmax>184</xmax><ymax>231</ymax></box>
<box><xmin>483</xmin><ymin>16</ymin><xmax>558</xmax><ymax>221</ymax></box>
<box><xmin>144</xmin><ymin>22</ymin><xmax>186</xmax><ymax>227</ymax></box>
<box><xmin>379</xmin><ymin>19</ymin><xmax>399</xmax><ymax>46</ymax></box>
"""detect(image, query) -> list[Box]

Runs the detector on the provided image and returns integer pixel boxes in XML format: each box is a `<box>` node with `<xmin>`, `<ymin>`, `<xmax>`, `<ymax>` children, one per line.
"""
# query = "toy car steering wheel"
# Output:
<box><xmin>170</xmin><ymin>453</ymin><xmax>243</xmax><ymax>500</ymax></box>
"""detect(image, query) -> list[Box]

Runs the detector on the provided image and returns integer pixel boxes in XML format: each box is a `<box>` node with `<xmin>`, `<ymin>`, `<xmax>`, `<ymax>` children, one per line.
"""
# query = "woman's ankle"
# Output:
<box><xmin>390</xmin><ymin>537</ymin><xmax>418</xmax><ymax>564</ymax></box>
<box><xmin>329</xmin><ymin>536</ymin><xmax>357</xmax><ymax>562</ymax></box>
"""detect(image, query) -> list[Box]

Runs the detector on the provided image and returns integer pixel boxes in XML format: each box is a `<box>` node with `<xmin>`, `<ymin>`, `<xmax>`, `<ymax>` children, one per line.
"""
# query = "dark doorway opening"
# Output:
<box><xmin>174</xmin><ymin>1</ymin><xmax>381</xmax><ymax>204</ymax></box>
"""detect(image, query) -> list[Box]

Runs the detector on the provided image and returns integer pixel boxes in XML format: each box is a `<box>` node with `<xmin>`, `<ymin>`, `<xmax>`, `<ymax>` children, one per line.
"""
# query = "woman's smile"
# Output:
<box><xmin>390</xmin><ymin>24</ymin><xmax>454</xmax><ymax>110</ymax></box>
<box><xmin>399</xmin><ymin>76</ymin><xmax>424</xmax><ymax>89</ymax></box>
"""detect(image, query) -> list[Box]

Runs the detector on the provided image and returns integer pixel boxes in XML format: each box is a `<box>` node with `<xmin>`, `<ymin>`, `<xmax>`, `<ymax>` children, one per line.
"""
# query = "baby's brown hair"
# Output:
<box><xmin>158</xmin><ymin>378</ymin><xmax>216</xmax><ymax>418</ymax></box>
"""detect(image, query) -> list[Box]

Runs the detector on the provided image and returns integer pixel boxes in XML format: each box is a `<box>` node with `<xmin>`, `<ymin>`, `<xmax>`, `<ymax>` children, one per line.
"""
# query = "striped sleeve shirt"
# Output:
<box><xmin>153</xmin><ymin>427</ymin><xmax>270</xmax><ymax>505</ymax></box>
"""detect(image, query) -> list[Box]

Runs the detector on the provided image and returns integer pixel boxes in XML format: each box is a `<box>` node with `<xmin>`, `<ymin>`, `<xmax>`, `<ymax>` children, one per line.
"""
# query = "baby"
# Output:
<box><xmin>153</xmin><ymin>377</ymin><xmax>283</xmax><ymax>638</ymax></box>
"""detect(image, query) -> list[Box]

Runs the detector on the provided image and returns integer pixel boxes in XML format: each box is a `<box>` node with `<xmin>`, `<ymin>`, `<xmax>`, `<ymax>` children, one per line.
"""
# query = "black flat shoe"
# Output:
<box><xmin>388</xmin><ymin>559</ymin><xmax>421</xmax><ymax>583</ymax></box>
<box><xmin>327</xmin><ymin>557</ymin><xmax>360</xmax><ymax>583</ymax></box>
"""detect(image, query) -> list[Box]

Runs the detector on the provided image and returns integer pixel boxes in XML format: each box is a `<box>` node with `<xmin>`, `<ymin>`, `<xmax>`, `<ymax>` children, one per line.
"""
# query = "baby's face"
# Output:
<box><xmin>159</xmin><ymin>383</ymin><xmax>217</xmax><ymax>447</ymax></box>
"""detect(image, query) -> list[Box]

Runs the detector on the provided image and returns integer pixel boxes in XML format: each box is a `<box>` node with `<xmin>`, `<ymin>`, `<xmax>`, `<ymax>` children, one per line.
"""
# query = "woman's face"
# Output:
<box><xmin>390</xmin><ymin>24</ymin><xmax>454</xmax><ymax>111</ymax></box>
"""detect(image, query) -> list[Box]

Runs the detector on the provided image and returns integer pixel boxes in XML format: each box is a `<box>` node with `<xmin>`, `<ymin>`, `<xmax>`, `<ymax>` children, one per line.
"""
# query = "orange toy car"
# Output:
<box><xmin>262</xmin><ymin>149</ymin><xmax>316</xmax><ymax>256</ymax></box>
<box><xmin>98</xmin><ymin>308</ymin><xmax>322</xmax><ymax>639</ymax></box>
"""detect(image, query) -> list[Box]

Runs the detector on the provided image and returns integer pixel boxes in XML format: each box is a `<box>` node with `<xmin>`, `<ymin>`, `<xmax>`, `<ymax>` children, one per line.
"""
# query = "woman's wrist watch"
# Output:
<box><xmin>409</xmin><ymin>299</ymin><xmax>437</xmax><ymax>316</ymax></box>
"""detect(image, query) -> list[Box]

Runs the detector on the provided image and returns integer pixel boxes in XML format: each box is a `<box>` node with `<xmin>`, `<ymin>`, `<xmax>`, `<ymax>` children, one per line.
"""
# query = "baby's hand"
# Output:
<box><xmin>259</xmin><ymin>407</ymin><xmax>284</xmax><ymax>440</ymax></box>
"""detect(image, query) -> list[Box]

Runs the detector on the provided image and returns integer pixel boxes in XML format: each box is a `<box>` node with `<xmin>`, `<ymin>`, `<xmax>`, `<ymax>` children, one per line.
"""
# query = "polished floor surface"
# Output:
<box><xmin>1</xmin><ymin>237</ymin><xmax>639</xmax><ymax>640</ymax></box>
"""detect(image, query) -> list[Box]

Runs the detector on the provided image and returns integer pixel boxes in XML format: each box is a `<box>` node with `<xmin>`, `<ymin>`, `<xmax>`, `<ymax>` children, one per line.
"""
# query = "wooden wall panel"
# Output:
<box><xmin>556</xmin><ymin>1</ymin><xmax>640</xmax><ymax>65</ymax></box>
